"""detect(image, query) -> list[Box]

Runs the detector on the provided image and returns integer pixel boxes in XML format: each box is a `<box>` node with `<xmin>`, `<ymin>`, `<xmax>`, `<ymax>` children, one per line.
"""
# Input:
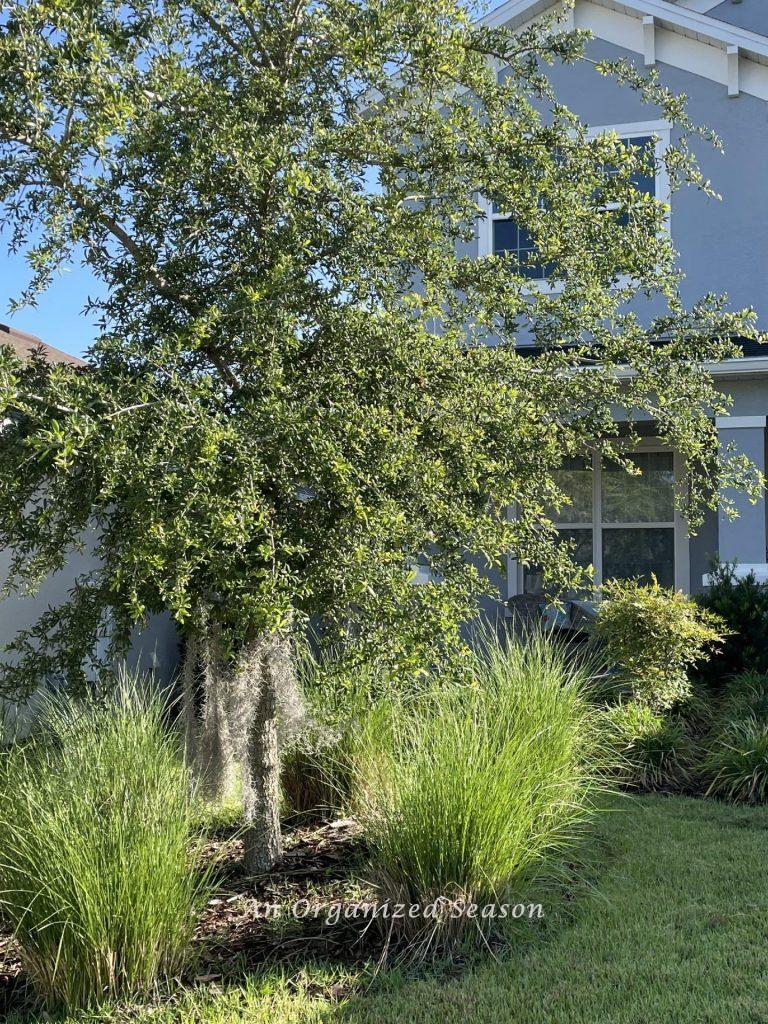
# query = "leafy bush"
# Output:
<box><xmin>702</xmin><ymin>717</ymin><xmax>768</xmax><ymax>803</ymax></box>
<box><xmin>0</xmin><ymin>678</ymin><xmax>211</xmax><ymax>1010</ymax></box>
<box><xmin>595</xmin><ymin>577</ymin><xmax>724</xmax><ymax>710</ymax></box>
<box><xmin>695</xmin><ymin>563</ymin><xmax>768</xmax><ymax>690</ymax></box>
<box><xmin>604</xmin><ymin>701</ymin><xmax>693</xmax><ymax>791</ymax></box>
<box><xmin>352</xmin><ymin>630</ymin><xmax>610</xmax><ymax>957</ymax></box>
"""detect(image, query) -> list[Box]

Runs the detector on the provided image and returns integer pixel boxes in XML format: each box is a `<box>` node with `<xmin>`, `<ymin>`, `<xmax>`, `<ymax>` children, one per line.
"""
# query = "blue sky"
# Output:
<box><xmin>0</xmin><ymin>245</ymin><xmax>103</xmax><ymax>357</ymax></box>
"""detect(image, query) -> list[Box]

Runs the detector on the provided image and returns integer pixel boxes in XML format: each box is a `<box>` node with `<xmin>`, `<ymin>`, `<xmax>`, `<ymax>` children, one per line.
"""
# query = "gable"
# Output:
<box><xmin>485</xmin><ymin>0</ymin><xmax>768</xmax><ymax>100</ymax></box>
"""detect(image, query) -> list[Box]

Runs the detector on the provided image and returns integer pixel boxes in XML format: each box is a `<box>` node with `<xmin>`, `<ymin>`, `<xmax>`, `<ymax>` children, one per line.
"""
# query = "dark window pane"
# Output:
<box><xmin>602</xmin><ymin>452</ymin><xmax>674</xmax><ymax>524</ymax></box>
<box><xmin>625</xmin><ymin>136</ymin><xmax>656</xmax><ymax>198</ymax></box>
<box><xmin>524</xmin><ymin>528</ymin><xmax>594</xmax><ymax>595</ymax></box>
<box><xmin>521</xmin><ymin>257</ymin><xmax>545</xmax><ymax>280</ymax></box>
<box><xmin>599</xmin><ymin>136</ymin><xmax>656</xmax><ymax>208</ymax></box>
<box><xmin>493</xmin><ymin>218</ymin><xmax>518</xmax><ymax>253</ymax></box>
<box><xmin>548</xmin><ymin>456</ymin><xmax>593</xmax><ymax>525</ymax></box>
<box><xmin>517</xmin><ymin>226</ymin><xmax>535</xmax><ymax>250</ymax></box>
<box><xmin>602</xmin><ymin>527</ymin><xmax>674</xmax><ymax>588</ymax></box>
<box><xmin>493</xmin><ymin>218</ymin><xmax>548</xmax><ymax>279</ymax></box>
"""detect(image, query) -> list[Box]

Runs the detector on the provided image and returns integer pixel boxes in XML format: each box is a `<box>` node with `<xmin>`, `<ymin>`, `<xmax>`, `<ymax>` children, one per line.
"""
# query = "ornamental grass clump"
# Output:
<box><xmin>0</xmin><ymin>677</ymin><xmax>212</xmax><ymax>1010</ymax></box>
<box><xmin>604</xmin><ymin>700</ymin><xmax>694</xmax><ymax>791</ymax></box>
<box><xmin>702</xmin><ymin>717</ymin><xmax>768</xmax><ymax>803</ymax></box>
<box><xmin>352</xmin><ymin>631</ymin><xmax>611</xmax><ymax>958</ymax></box>
<box><xmin>281</xmin><ymin>643</ymin><xmax>390</xmax><ymax>818</ymax></box>
<box><xmin>699</xmin><ymin>671</ymin><xmax>768</xmax><ymax>803</ymax></box>
<box><xmin>717</xmin><ymin>671</ymin><xmax>768</xmax><ymax>722</ymax></box>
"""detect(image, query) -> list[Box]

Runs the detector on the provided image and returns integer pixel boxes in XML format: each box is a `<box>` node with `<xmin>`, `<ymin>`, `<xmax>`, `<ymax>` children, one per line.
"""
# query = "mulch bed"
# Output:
<box><xmin>0</xmin><ymin>930</ymin><xmax>25</xmax><ymax>1014</ymax></box>
<box><xmin>194</xmin><ymin>815</ymin><xmax>388</xmax><ymax>976</ymax></box>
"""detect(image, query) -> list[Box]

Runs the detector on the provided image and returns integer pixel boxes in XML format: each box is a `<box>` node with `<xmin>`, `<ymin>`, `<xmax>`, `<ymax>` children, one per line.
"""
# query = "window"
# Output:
<box><xmin>519</xmin><ymin>447</ymin><xmax>686</xmax><ymax>596</ymax></box>
<box><xmin>601</xmin><ymin>451</ymin><xmax>676</xmax><ymax>587</ymax></box>
<box><xmin>481</xmin><ymin>122</ymin><xmax>671</xmax><ymax>286</ymax></box>
<box><xmin>491</xmin><ymin>199</ymin><xmax>553</xmax><ymax>281</ymax></box>
<box><xmin>598</xmin><ymin>134</ymin><xmax>657</xmax><ymax>226</ymax></box>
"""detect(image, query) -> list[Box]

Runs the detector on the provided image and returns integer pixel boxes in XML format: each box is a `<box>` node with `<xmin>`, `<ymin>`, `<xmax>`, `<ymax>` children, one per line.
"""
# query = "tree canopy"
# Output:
<box><xmin>0</xmin><ymin>0</ymin><xmax>762</xmax><ymax>696</ymax></box>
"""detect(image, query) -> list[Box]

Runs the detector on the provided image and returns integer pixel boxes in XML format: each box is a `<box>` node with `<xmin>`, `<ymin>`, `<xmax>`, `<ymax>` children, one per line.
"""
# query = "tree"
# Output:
<box><xmin>0</xmin><ymin>0</ymin><xmax>761</xmax><ymax>870</ymax></box>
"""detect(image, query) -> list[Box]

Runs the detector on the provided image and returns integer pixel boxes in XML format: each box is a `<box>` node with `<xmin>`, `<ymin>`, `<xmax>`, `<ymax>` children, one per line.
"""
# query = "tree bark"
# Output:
<box><xmin>242</xmin><ymin>631</ymin><xmax>294</xmax><ymax>874</ymax></box>
<box><xmin>180</xmin><ymin>629</ymin><xmax>200</xmax><ymax>767</ymax></box>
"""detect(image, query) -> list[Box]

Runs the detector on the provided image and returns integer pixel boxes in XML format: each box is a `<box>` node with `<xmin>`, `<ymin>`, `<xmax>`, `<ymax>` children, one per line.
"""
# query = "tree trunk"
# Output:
<box><xmin>181</xmin><ymin>629</ymin><xmax>200</xmax><ymax>766</ymax></box>
<box><xmin>242</xmin><ymin>631</ymin><xmax>295</xmax><ymax>874</ymax></box>
<box><xmin>185</xmin><ymin>618</ymin><xmax>302</xmax><ymax>874</ymax></box>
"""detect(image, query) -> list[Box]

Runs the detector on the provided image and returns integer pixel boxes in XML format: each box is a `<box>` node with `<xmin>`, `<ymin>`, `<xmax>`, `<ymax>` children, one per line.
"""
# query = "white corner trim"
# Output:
<box><xmin>715</xmin><ymin>415</ymin><xmax>768</xmax><ymax>429</ymax></box>
<box><xmin>727</xmin><ymin>45</ymin><xmax>740</xmax><ymax>97</ymax></box>
<box><xmin>643</xmin><ymin>15</ymin><xmax>656</xmax><ymax>67</ymax></box>
<box><xmin>588</xmin><ymin>119</ymin><xmax>671</xmax><ymax>135</ymax></box>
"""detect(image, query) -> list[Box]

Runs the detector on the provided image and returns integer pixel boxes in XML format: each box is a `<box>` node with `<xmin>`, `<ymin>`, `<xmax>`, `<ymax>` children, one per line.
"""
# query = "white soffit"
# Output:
<box><xmin>674</xmin><ymin>1</ymin><xmax>721</xmax><ymax>13</ymax></box>
<box><xmin>484</xmin><ymin>0</ymin><xmax>768</xmax><ymax>100</ymax></box>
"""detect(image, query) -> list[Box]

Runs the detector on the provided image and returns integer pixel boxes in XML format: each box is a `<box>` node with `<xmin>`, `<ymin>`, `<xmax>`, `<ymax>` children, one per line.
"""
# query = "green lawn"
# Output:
<box><xmin>10</xmin><ymin>795</ymin><xmax>768</xmax><ymax>1024</ymax></box>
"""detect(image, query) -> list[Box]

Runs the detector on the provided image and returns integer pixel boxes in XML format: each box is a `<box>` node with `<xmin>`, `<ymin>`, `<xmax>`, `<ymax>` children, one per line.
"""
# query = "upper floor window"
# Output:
<box><xmin>482</xmin><ymin>121</ymin><xmax>671</xmax><ymax>287</ymax></box>
<box><xmin>491</xmin><ymin>198</ymin><xmax>554</xmax><ymax>280</ymax></box>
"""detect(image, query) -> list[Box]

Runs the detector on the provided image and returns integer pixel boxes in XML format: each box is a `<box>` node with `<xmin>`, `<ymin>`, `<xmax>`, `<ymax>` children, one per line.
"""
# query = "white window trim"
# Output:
<box><xmin>478</xmin><ymin>120</ymin><xmax>672</xmax><ymax>294</ymax></box>
<box><xmin>506</xmin><ymin>438</ymin><xmax>690</xmax><ymax>599</ymax></box>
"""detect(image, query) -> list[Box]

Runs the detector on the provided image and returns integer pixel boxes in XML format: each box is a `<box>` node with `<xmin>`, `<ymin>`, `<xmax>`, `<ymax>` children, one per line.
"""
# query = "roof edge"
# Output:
<box><xmin>483</xmin><ymin>0</ymin><xmax>768</xmax><ymax>64</ymax></box>
<box><xmin>0</xmin><ymin>324</ymin><xmax>86</xmax><ymax>367</ymax></box>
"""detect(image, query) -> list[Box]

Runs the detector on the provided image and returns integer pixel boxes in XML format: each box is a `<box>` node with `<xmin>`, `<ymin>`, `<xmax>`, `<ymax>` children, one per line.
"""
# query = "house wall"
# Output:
<box><xmin>0</xmin><ymin>541</ymin><xmax>180</xmax><ymax>741</ymax></box>
<box><xmin>491</xmin><ymin>35</ymin><xmax>768</xmax><ymax>328</ymax></box>
<box><xmin>478</xmin><ymin>26</ymin><xmax>768</xmax><ymax>612</ymax></box>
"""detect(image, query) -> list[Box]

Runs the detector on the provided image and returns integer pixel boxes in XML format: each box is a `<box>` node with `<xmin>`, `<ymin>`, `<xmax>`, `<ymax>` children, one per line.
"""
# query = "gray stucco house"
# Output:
<box><xmin>475</xmin><ymin>0</ymin><xmax>768</xmax><ymax>616</ymax></box>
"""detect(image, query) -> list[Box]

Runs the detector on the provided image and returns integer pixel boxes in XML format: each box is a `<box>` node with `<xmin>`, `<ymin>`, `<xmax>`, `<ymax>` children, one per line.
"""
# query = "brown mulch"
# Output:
<box><xmin>0</xmin><ymin>930</ymin><xmax>26</xmax><ymax>1016</ymax></box>
<box><xmin>0</xmin><ymin>930</ymin><xmax>22</xmax><ymax>986</ymax></box>
<box><xmin>194</xmin><ymin>815</ymin><xmax>388</xmax><ymax>976</ymax></box>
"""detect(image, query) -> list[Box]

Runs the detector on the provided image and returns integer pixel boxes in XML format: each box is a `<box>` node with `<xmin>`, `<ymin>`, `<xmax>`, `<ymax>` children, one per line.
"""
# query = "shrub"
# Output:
<box><xmin>695</xmin><ymin>563</ymin><xmax>768</xmax><ymax>690</ymax></box>
<box><xmin>595</xmin><ymin>577</ymin><xmax>725</xmax><ymax>711</ymax></box>
<box><xmin>352</xmin><ymin>630</ymin><xmax>610</xmax><ymax>958</ymax></box>
<box><xmin>604</xmin><ymin>701</ymin><xmax>693</xmax><ymax>791</ymax></box>
<box><xmin>702</xmin><ymin>717</ymin><xmax>768</xmax><ymax>803</ymax></box>
<box><xmin>0</xmin><ymin>678</ymin><xmax>211</xmax><ymax>1010</ymax></box>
